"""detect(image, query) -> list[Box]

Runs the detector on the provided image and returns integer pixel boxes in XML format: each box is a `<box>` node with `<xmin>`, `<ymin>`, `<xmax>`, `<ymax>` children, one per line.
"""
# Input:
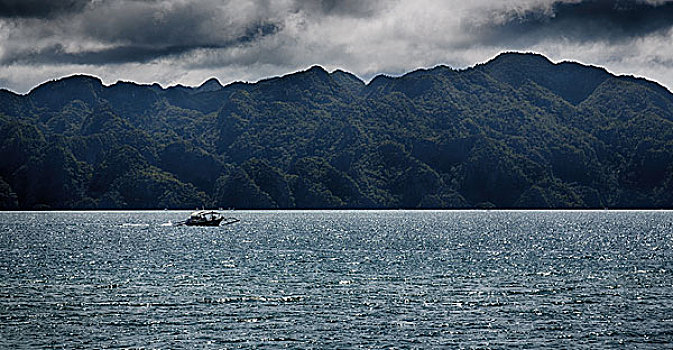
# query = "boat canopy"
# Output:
<box><xmin>190</xmin><ymin>210</ymin><xmax>220</xmax><ymax>218</ymax></box>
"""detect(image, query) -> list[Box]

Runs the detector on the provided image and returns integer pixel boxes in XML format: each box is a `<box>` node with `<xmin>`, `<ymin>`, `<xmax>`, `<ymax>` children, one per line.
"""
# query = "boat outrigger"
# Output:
<box><xmin>174</xmin><ymin>210</ymin><xmax>240</xmax><ymax>227</ymax></box>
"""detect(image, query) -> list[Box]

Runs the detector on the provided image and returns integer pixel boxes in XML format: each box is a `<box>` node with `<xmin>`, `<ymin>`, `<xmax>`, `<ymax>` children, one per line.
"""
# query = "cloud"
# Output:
<box><xmin>0</xmin><ymin>1</ymin><xmax>284</xmax><ymax>66</ymax></box>
<box><xmin>296</xmin><ymin>0</ymin><xmax>394</xmax><ymax>18</ymax></box>
<box><xmin>0</xmin><ymin>0</ymin><xmax>397</xmax><ymax>66</ymax></box>
<box><xmin>468</xmin><ymin>0</ymin><xmax>673</xmax><ymax>46</ymax></box>
<box><xmin>1</xmin><ymin>0</ymin><xmax>673</xmax><ymax>93</ymax></box>
<box><xmin>0</xmin><ymin>0</ymin><xmax>89</xmax><ymax>18</ymax></box>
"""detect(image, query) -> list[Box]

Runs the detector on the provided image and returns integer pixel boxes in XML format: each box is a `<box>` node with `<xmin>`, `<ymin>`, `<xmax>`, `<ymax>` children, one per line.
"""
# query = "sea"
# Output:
<box><xmin>1</xmin><ymin>210</ymin><xmax>672</xmax><ymax>349</ymax></box>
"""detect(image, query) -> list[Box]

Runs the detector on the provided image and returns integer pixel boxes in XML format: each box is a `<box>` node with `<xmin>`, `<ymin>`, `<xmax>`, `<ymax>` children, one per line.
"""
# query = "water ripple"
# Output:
<box><xmin>1</xmin><ymin>210</ymin><xmax>672</xmax><ymax>348</ymax></box>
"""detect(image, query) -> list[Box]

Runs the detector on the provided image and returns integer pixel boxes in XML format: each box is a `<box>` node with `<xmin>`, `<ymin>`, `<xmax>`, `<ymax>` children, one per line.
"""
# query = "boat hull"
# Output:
<box><xmin>184</xmin><ymin>217</ymin><xmax>224</xmax><ymax>226</ymax></box>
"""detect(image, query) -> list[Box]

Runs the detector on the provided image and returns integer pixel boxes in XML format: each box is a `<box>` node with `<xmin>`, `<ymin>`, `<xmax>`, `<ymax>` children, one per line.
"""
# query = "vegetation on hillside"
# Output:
<box><xmin>1</xmin><ymin>52</ymin><xmax>671</xmax><ymax>209</ymax></box>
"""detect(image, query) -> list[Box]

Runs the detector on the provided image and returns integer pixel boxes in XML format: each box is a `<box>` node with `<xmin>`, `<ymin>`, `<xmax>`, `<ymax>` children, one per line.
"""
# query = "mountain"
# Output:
<box><xmin>1</xmin><ymin>52</ymin><xmax>672</xmax><ymax>209</ymax></box>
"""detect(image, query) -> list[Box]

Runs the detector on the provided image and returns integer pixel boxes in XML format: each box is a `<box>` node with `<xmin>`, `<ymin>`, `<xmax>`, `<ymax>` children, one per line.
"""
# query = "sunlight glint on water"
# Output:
<box><xmin>1</xmin><ymin>210</ymin><xmax>672</xmax><ymax>348</ymax></box>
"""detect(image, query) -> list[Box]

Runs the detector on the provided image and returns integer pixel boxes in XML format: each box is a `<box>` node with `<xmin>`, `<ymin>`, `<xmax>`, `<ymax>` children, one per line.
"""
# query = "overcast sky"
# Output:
<box><xmin>2</xmin><ymin>0</ymin><xmax>673</xmax><ymax>93</ymax></box>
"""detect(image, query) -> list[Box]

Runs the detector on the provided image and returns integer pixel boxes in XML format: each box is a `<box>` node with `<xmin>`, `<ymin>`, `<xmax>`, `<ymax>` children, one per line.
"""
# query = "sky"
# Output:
<box><xmin>2</xmin><ymin>0</ymin><xmax>673</xmax><ymax>93</ymax></box>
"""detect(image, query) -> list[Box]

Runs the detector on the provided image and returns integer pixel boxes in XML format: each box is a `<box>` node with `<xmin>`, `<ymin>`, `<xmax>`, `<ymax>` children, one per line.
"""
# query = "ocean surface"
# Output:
<box><xmin>1</xmin><ymin>210</ymin><xmax>672</xmax><ymax>348</ymax></box>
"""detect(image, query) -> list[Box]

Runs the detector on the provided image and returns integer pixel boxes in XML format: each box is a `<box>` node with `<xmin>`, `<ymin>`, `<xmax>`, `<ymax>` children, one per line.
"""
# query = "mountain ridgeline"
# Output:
<box><xmin>1</xmin><ymin>52</ymin><xmax>672</xmax><ymax>209</ymax></box>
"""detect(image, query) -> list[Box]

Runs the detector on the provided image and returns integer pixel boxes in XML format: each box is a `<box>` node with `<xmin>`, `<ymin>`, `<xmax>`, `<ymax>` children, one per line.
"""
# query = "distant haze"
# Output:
<box><xmin>1</xmin><ymin>0</ymin><xmax>673</xmax><ymax>93</ymax></box>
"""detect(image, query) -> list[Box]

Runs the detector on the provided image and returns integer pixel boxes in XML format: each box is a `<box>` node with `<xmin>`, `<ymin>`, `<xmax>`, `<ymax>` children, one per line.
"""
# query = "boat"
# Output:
<box><xmin>175</xmin><ymin>210</ymin><xmax>240</xmax><ymax>227</ymax></box>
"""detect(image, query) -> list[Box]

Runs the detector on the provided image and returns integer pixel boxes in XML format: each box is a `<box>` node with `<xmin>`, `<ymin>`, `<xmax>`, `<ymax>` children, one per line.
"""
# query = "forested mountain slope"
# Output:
<box><xmin>1</xmin><ymin>52</ymin><xmax>671</xmax><ymax>209</ymax></box>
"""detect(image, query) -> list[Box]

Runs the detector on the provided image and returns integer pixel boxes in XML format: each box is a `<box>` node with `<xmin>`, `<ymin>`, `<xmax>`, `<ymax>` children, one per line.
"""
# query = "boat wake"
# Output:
<box><xmin>120</xmin><ymin>223</ymin><xmax>150</xmax><ymax>228</ymax></box>
<box><xmin>121</xmin><ymin>212</ymin><xmax>240</xmax><ymax>228</ymax></box>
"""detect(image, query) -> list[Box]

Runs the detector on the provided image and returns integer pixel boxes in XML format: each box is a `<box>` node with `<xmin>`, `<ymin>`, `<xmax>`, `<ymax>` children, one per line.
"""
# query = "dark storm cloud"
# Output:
<box><xmin>298</xmin><ymin>0</ymin><xmax>391</xmax><ymax>18</ymax></box>
<box><xmin>5</xmin><ymin>24</ymin><xmax>277</xmax><ymax>65</ymax></box>
<box><xmin>5</xmin><ymin>43</ymin><xmax>198</xmax><ymax>65</ymax></box>
<box><xmin>0</xmin><ymin>0</ymin><xmax>389</xmax><ymax>67</ymax></box>
<box><xmin>0</xmin><ymin>0</ymin><xmax>282</xmax><ymax>65</ymax></box>
<box><xmin>4</xmin><ymin>21</ymin><xmax>279</xmax><ymax>65</ymax></box>
<box><xmin>471</xmin><ymin>0</ymin><xmax>673</xmax><ymax>46</ymax></box>
<box><xmin>0</xmin><ymin>0</ymin><xmax>89</xmax><ymax>18</ymax></box>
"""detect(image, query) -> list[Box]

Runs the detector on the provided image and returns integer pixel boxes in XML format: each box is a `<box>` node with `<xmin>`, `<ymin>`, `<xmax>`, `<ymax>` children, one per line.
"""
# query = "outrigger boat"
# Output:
<box><xmin>174</xmin><ymin>210</ymin><xmax>240</xmax><ymax>227</ymax></box>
